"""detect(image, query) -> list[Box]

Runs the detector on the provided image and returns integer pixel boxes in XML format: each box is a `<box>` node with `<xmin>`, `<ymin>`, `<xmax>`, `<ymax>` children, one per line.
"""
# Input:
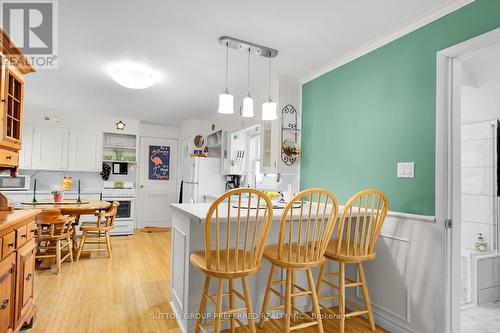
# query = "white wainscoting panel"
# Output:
<box><xmin>172</xmin><ymin>226</ymin><xmax>187</xmax><ymax>310</ymax></box>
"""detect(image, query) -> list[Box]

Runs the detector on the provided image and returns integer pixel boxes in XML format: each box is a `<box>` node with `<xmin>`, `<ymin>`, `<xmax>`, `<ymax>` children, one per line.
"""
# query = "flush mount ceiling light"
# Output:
<box><xmin>106</xmin><ymin>61</ymin><xmax>159</xmax><ymax>89</ymax></box>
<box><xmin>217</xmin><ymin>36</ymin><xmax>278</xmax><ymax>119</ymax></box>
<box><xmin>115</xmin><ymin>121</ymin><xmax>126</xmax><ymax>130</ymax></box>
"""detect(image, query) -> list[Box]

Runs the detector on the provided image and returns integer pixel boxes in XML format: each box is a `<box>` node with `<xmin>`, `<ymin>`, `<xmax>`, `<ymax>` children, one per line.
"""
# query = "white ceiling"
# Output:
<box><xmin>24</xmin><ymin>0</ymin><xmax>456</xmax><ymax>125</ymax></box>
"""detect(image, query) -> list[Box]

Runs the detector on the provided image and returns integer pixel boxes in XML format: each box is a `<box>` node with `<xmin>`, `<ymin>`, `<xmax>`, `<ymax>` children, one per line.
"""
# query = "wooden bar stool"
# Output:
<box><xmin>76</xmin><ymin>201</ymin><xmax>119</xmax><ymax>261</ymax></box>
<box><xmin>259</xmin><ymin>188</ymin><xmax>339</xmax><ymax>332</ymax></box>
<box><xmin>316</xmin><ymin>189</ymin><xmax>388</xmax><ymax>332</ymax></box>
<box><xmin>35</xmin><ymin>208</ymin><xmax>75</xmax><ymax>274</ymax></box>
<box><xmin>190</xmin><ymin>188</ymin><xmax>274</xmax><ymax>333</ymax></box>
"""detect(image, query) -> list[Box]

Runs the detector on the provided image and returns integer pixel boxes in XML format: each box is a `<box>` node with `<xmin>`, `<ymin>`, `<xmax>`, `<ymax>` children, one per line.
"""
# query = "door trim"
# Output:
<box><xmin>436</xmin><ymin>27</ymin><xmax>500</xmax><ymax>333</ymax></box>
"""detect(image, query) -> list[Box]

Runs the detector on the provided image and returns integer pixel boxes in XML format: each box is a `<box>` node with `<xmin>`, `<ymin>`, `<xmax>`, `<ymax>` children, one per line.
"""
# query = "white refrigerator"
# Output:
<box><xmin>182</xmin><ymin>157</ymin><xmax>225</xmax><ymax>203</ymax></box>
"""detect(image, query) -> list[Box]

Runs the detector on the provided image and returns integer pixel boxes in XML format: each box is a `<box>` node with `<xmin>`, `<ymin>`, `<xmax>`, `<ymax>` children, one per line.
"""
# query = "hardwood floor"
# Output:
<box><xmin>31</xmin><ymin>230</ymin><xmax>388</xmax><ymax>333</ymax></box>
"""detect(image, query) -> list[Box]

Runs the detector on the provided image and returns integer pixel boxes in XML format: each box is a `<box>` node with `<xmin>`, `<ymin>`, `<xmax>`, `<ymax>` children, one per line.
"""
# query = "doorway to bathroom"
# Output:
<box><xmin>438</xmin><ymin>27</ymin><xmax>500</xmax><ymax>333</ymax></box>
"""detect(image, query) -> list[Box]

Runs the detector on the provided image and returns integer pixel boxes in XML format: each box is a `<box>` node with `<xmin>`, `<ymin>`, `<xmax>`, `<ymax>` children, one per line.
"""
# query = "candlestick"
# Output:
<box><xmin>76</xmin><ymin>180</ymin><xmax>81</xmax><ymax>203</ymax></box>
<box><xmin>32</xmin><ymin>179</ymin><xmax>37</xmax><ymax>203</ymax></box>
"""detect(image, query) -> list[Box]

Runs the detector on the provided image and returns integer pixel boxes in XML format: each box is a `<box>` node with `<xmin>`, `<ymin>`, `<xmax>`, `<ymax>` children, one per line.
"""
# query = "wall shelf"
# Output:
<box><xmin>103</xmin><ymin>145</ymin><xmax>136</xmax><ymax>150</ymax></box>
<box><xmin>103</xmin><ymin>160</ymin><xmax>137</xmax><ymax>164</ymax></box>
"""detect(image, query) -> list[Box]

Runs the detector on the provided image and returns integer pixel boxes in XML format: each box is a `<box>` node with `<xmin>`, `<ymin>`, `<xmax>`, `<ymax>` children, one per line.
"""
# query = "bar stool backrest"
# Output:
<box><xmin>204</xmin><ymin>188</ymin><xmax>274</xmax><ymax>273</ymax></box>
<box><xmin>334</xmin><ymin>189</ymin><xmax>389</xmax><ymax>257</ymax></box>
<box><xmin>277</xmin><ymin>188</ymin><xmax>339</xmax><ymax>264</ymax></box>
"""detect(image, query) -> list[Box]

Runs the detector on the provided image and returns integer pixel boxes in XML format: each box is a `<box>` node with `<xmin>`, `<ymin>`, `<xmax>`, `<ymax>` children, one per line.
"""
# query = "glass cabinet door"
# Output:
<box><xmin>2</xmin><ymin>66</ymin><xmax>24</xmax><ymax>148</ymax></box>
<box><xmin>4</xmin><ymin>67</ymin><xmax>23</xmax><ymax>145</ymax></box>
<box><xmin>261</xmin><ymin>121</ymin><xmax>277</xmax><ymax>173</ymax></box>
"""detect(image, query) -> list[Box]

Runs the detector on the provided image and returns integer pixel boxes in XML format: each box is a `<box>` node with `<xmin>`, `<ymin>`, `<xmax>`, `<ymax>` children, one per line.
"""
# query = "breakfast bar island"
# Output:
<box><xmin>169</xmin><ymin>202</ymin><xmax>338</xmax><ymax>333</ymax></box>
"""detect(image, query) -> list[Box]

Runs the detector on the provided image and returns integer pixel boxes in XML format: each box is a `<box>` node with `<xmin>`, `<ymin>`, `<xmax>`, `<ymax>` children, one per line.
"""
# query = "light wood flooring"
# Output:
<box><xmin>31</xmin><ymin>230</ymin><xmax>389</xmax><ymax>333</ymax></box>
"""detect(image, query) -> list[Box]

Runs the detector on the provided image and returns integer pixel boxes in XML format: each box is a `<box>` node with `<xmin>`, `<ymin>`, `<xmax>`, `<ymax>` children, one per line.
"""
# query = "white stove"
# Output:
<box><xmin>101</xmin><ymin>181</ymin><xmax>135</xmax><ymax>235</ymax></box>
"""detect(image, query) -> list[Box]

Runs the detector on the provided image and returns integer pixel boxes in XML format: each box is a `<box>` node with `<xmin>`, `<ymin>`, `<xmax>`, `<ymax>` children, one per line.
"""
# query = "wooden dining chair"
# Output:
<box><xmin>76</xmin><ymin>201</ymin><xmax>119</xmax><ymax>261</ymax></box>
<box><xmin>259</xmin><ymin>188</ymin><xmax>339</xmax><ymax>333</ymax></box>
<box><xmin>190</xmin><ymin>188</ymin><xmax>274</xmax><ymax>333</ymax></box>
<box><xmin>316</xmin><ymin>189</ymin><xmax>388</xmax><ymax>332</ymax></box>
<box><xmin>35</xmin><ymin>208</ymin><xmax>75</xmax><ymax>274</ymax></box>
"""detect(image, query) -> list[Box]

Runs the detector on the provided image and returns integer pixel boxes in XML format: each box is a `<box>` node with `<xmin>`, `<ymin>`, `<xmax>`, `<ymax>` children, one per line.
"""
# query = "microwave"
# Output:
<box><xmin>0</xmin><ymin>175</ymin><xmax>30</xmax><ymax>191</ymax></box>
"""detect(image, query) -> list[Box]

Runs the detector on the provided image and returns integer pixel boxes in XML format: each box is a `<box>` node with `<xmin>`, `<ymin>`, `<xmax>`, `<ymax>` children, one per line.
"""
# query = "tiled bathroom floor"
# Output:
<box><xmin>462</xmin><ymin>302</ymin><xmax>500</xmax><ymax>333</ymax></box>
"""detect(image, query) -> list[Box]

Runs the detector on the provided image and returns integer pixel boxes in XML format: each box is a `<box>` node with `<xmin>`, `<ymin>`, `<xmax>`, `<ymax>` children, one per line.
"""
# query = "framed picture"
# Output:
<box><xmin>149</xmin><ymin>145</ymin><xmax>170</xmax><ymax>180</ymax></box>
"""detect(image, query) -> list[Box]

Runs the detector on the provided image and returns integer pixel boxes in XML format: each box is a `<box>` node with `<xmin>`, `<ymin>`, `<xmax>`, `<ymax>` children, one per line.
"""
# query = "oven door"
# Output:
<box><xmin>102</xmin><ymin>197</ymin><xmax>135</xmax><ymax>220</ymax></box>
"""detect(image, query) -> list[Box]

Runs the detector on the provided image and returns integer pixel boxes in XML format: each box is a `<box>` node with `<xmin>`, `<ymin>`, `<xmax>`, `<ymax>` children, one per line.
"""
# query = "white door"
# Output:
<box><xmin>138</xmin><ymin>136</ymin><xmax>178</xmax><ymax>227</ymax></box>
<box><xmin>68</xmin><ymin>129</ymin><xmax>102</xmax><ymax>171</ymax></box>
<box><xmin>19</xmin><ymin>124</ymin><xmax>33</xmax><ymax>169</ymax></box>
<box><xmin>31</xmin><ymin>126</ymin><xmax>69</xmax><ymax>170</ymax></box>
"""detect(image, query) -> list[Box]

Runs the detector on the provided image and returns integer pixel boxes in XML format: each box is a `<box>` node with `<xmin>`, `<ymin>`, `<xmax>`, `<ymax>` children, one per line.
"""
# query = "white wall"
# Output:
<box><xmin>460</xmin><ymin>121</ymin><xmax>497</xmax><ymax>253</ymax></box>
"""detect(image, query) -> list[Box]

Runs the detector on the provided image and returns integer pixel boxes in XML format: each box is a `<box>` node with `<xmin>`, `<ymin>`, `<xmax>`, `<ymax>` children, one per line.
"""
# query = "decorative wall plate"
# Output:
<box><xmin>194</xmin><ymin>135</ymin><xmax>204</xmax><ymax>148</ymax></box>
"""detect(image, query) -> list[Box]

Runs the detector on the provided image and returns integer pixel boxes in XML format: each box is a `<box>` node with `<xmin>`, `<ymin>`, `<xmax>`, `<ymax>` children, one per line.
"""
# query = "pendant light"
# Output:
<box><xmin>218</xmin><ymin>42</ymin><xmax>234</xmax><ymax>114</ymax></box>
<box><xmin>262</xmin><ymin>56</ymin><xmax>277</xmax><ymax>120</ymax></box>
<box><xmin>241</xmin><ymin>48</ymin><xmax>254</xmax><ymax>118</ymax></box>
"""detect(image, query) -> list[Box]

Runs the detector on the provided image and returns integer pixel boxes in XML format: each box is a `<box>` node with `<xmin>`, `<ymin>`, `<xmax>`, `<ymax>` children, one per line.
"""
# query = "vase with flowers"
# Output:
<box><xmin>51</xmin><ymin>190</ymin><xmax>63</xmax><ymax>203</ymax></box>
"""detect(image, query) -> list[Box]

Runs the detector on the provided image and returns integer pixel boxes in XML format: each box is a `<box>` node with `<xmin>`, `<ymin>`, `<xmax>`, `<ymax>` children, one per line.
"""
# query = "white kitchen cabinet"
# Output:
<box><xmin>24</xmin><ymin>126</ymin><xmax>102</xmax><ymax>172</ymax></box>
<box><xmin>31</xmin><ymin>127</ymin><xmax>69</xmax><ymax>170</ymax></box>
<box><xmin>261</xmin><ymin>120</ymin><xmax>278</xmax><ymax>174</ymax></box>
<box><xmin>19</xmin><ymin>124</ymin><xmax>34</xmax><ymax>169</ymax></box>
<box><xmin>221</xmin><ymin>130</ymin><xmax>231</xmax><ymax>174</ymax></box>
<box><xmin>68</xmin><ymin>129</ymin><xmax>102</xmax><ymax>171</ymax></box>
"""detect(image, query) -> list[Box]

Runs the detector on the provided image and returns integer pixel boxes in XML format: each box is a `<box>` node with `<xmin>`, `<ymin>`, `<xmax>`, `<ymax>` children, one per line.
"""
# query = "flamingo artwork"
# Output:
<box><xmin>151</xmin><ymin>150</ymin><xmax>163</xmax><ymax>176</ymax></box>
<box><xmin>149</xmin><ymin>146</ymin><xmax>170</xmax><ymax>180</ymax></box>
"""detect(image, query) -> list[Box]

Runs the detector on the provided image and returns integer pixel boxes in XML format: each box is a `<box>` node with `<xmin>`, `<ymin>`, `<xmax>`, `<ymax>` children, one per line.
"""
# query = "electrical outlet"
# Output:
<box><xmin>397</xmin><ymin>162</ymin><xmax>415</xmax><ymax>178</ymax></box>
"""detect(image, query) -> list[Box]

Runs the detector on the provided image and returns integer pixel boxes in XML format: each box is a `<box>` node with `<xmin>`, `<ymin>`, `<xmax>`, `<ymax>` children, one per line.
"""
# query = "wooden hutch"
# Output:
<box><xmin>0</xmin><ymin>28</ymin><xmax>39</xmax><ymax>333</ymax></box>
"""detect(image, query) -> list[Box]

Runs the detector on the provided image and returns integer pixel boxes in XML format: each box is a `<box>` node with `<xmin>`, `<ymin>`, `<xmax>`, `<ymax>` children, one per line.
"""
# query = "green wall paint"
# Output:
<box><xmin>301</xmin><ymin>0</ymin><xmax>500</xmax><ymax>215</ymax></box>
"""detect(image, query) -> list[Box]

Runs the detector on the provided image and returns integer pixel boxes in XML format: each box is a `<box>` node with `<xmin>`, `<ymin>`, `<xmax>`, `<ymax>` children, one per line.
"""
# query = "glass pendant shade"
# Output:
<box><xmin>218</xmin><ymin>91</ymin><xmax>234</xmax><ymax>114</ymax></box>
<box><xmin>262</xmin><ymin>99</ymin><xmax>277</xmax><ymax>120</ymax></box>
<box><xmin>242</xmin><ymin>95</ymin><xmax>254</xmax><ymax>118</ymax></box>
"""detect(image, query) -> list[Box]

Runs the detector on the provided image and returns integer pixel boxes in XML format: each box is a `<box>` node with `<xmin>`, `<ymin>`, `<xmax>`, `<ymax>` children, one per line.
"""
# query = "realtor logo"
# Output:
<box><xmin>0</xmin><ymin>0</ymin><xmax>58</xmax><ymax>69</ymax></box>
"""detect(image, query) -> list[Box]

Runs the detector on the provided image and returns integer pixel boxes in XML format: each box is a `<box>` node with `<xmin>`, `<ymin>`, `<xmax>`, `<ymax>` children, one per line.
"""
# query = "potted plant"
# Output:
<box><xmin>51</xmin><ymin>190</ymin><xmax>63</xmax><ymax>203</ymax></box>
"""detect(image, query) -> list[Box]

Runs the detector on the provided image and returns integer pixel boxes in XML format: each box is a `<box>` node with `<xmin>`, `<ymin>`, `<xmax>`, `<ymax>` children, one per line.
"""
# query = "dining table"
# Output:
<box><xmin>18</xmin><ymin>200</ymin><xmax>112</xmax><ymax>249</ymax></box>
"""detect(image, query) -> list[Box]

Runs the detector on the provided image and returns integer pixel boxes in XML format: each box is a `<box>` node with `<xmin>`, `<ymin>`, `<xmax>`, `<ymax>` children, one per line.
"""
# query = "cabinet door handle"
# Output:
<box><xmin>8</xmin><ymin>243</ymin><xmax>14</xmax><ymax>248</ymax></box>
<box><xmin>0</xmin><ymin>298</ymin><xmax>9</xmax><ymax>310</ymax></box>
<box><xmin>21</xmin><ymin>234</ymin><xmax>26</xmax><ymax>239</ymax></box>
<box><xmin>25</xmin><ymin>273</ymin><xmax>32</xmax><ymax>281</ymax></box>
<box><xmin>5</xmin><ymin>156</ymin><xmax>11</xmax><ymax>160</ymax></box>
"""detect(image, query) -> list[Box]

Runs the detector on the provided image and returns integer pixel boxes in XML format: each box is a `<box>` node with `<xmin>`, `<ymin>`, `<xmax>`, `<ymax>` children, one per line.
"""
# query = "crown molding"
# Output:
<box><xmin>302</xmin><ymin>0</ymin><xmax>475</xmax><ymax>84</ymax></box>
<box><xmin>0</xmin><ymin>27</ymin><xmax>36</xmax><ymax>74</ymax></box>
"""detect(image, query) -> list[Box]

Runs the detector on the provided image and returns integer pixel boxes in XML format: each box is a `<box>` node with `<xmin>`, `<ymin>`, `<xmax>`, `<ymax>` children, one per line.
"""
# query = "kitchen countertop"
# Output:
<box><xmin>0</xmin><ymin>209</ymin><xmax>40</xmax><ymax>231</ymax></box>
<box><xmin>171</xmin><ymin>202</ymin><xmax>339</xmax><ymax>223</ymax></box>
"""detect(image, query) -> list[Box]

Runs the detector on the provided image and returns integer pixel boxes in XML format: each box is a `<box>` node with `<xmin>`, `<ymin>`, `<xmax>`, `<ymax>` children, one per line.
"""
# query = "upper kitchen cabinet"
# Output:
<box><xmin>1</xmin><ymin>67</ymin><xmax>23</xmax><ymax>149</ymax></box>
<box><xmin>68</xmin><ymin>129</ymin><xmax>102</xmax><ymax>171</ymax></box>
<box><xmin>28</xmin><ymin>126</ymin><xmax>102</xmax><ymax>172</ymax></box>
<box><xmin>0</xmin><ymin>29</ymin><xmax>35</xmax><ymax>175</ymax></box>
<box><xmin>31</xmin><ymin>127</ymin><xmax>69</xmax><ymax>170</ymax></box>
<box><xmin>206</xmin><ymin>130</ymin><xmax>231</xmax><ymax>174</ymax></box>
<box><xmin>260</xmin><ymin>120</ymin><xmax>278</xmax><ymax>174</ymax></box>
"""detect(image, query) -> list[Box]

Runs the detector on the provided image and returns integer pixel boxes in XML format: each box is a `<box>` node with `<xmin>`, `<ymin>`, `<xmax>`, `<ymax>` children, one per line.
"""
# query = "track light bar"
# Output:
<box><xmin>218</xmin><ymin>36</ymin><xmax>278</xmax><ymax>58</ymax></box>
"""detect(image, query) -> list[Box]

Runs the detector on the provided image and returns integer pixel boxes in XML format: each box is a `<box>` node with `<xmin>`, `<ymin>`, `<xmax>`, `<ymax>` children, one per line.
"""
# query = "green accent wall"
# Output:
<box><xmin>301</xmin><ymin>0</ymin><xmax>500</xmax><ymax>215</ymax></box>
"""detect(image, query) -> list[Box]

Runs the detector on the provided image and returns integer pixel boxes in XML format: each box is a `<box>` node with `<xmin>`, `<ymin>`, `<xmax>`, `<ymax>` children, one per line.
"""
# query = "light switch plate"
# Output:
<box><xmin>397</xmin><ymin>162</ymin><xmax>415</xmax><ymax>178</ymax></box>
